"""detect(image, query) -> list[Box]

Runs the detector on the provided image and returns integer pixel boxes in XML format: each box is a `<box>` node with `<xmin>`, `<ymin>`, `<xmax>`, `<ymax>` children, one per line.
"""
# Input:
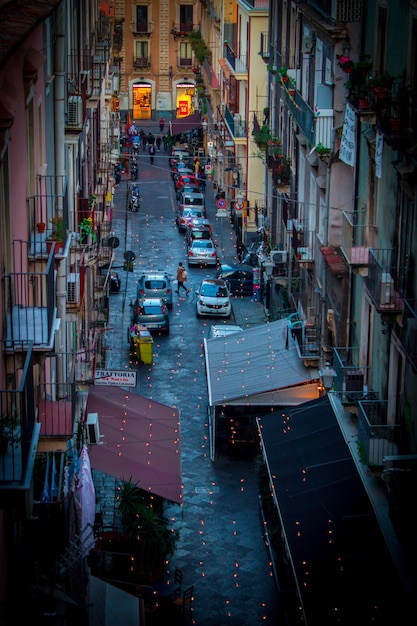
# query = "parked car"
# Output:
<box><xmin>196</xmin><ymin>279</ymin><xmax>232</xmax><ymax>318</ymax></box>
<box><xmin>186</xmin><ymin>217</ymin><xmax>212</xmax><ymax>234</ymax></box>
<box><xmin>137</xmin><ymin>270</ymin><xmax>173</xmax><ymax>309</ymax></box>
<box><xmin>109</xmin><ymin>270</ymin><xmax>121</xmax><ymax>293</ymax></box>
<box><xmin>186</xmin><ymin>224</ymin><xmax>212</xmax><ymax>247</ymax></box>
<box><xmin>208</xmin><ymin>324</ymin><xmax>243</xmax><ymax>339</ymax></box>
<box><xmin>169</xmin><ymin>148</ymin><xmax>190</xmax><ymax>167</ymax></box>
<box><xmin>130</xmin><ymin>297</ymin><xmax>170</xmax><ymax>334</ymax></box>
<box><xmin>175</xmin><ymin>174</ymin><xmax>201</xmax><ymax>192</ymax></box>
<box><xmin>176</xmin><ymin>206</ymin><xmax>206</xmax><ymax>232</ymax></box>
<box><xmin>216</xmin><ymin>264</ymin><xmax>254</xmax><ymax>295</ymax></box>
<box><xmin>188</xmin><ymin>239</ymin><xmax>218</xmax><ymax>267</ymax></box>
<box><xmin>171</xmin><ymin>163</ymin><xmax>194</xmax><ymax>181</ymax></box>
<box><xmin>177</xmin><ymin>191</ymin><xmax>206</xmax><ymax>216</ymax></box>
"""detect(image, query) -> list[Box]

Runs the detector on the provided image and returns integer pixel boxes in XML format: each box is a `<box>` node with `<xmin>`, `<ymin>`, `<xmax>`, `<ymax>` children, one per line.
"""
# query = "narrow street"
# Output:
<box><xmin>94</xmin><ymin>120</ymin><xmax>280</xmax><ymax>625</ymax></box>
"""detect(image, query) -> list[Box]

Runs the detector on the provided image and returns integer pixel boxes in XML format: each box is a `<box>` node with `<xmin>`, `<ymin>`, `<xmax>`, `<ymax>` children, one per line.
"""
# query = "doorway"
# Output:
<box><xmin>133</xmin><ymin>83</ymin><xmax>152</xmax><ymax>120</ymax></box>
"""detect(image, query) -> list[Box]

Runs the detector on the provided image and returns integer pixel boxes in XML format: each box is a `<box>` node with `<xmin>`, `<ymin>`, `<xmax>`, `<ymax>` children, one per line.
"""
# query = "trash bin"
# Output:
<box><xmin>138</xmin><ymin>330</ymin><xmax>153</xmax><ymax>364</ymax></box>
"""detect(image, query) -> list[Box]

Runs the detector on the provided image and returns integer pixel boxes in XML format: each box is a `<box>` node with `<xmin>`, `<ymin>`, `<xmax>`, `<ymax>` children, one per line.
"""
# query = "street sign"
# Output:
<box><xmin>205</xmin><ymin>164</ymin><xmax>212</xmax><ymax>174</ymax></box>
<box><xmin>94</xmin><ymin>369</ymin><xmax>137</xmax><ymax>387</ymax></box>
<box><xmin>216</xmin><ymin>198</ymin><xmax>227</xmax><ymax>210</ymax></box>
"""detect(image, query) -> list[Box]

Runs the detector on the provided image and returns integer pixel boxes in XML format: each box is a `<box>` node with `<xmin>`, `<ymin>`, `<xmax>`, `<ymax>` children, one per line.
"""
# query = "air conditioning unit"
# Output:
<box><xmin>68</xmin><ymin>95</ymin><xmax>82</xmax><ymax>126</ymax></box>
<box><xmin>270</xmin><ymin>250</ymin><xmax>288</xmax><ymax>265</ymax></box>
<box><xmin>79</xmin><ymin>70</ymin><xmax>91</xmax><ymax>95</ymax></box>
<box><xmin>67</xmin><ymin>273</ymin><xmax>80</xmax><ymax>303</ymax></box>
<box><xmin>87</xmin><ymin>412</ymin><xmax>100</xmax><ymax>445</ymax></box>
<box><xmin>380</xmin><ymin>272</ymin><xmax>394</xmax><ymax>305</ymax></box>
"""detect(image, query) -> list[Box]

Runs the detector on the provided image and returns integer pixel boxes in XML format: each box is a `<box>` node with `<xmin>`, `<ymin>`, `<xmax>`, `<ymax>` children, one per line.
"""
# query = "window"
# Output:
<box><xmin>136</xmin><ymin>5</ymin><xmax>148</xmax><ymax>33</ymax></box>
<box><xmin>135</xmin><ymin>41</ymin><xmax>149</xmax><ymax>66</ymax></box>
<box><xmin>179</xmin><ymin>42</ymin><xmax>192</xmax><ymax>66</ymax></box>
<box><xmin>179</xmin><ymin>5</ymin><xmax>193</xmax><ymax>32</ymax></box>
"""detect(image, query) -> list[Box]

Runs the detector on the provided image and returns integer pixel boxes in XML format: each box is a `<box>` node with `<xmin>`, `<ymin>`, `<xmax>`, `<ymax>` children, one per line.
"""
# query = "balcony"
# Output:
<box><xmin>4</xmin><ymin>241</ymin><xmax>58</xmax><ymax>351</ymax></box>
<box><xmin>365</xmin><ymin>249</ymin><xmax>404</xmax><ymax>314</ymax></box>
<box><xmin>332</xmin><ymin>347</ymin><xmax>374</xmax><ymax>405</ymax></box>
<box><xmin>0</xmin><ymin>342</ymin><xmax>39</xmax><ymax>486</ymax></box>
<box><xmin>340</xmin><ymin>210</ymin><xmax>372</xmax><ymax>268</ymax></box>
<box><xmin>288</xmin><ymin>313</ymin><xmax>320</xmax><ymax>362</ymax></box>
<box><xmin>171</xmin><ymin>23</ymin><xmax>200</xmax><ymax>39</ymax></box>
<box><xmin>398</xmin><ymin>299</ymin><xmax>417</xmax><ymax>372</ymax></box>
<box><xmin>225</xmin><ymin>44</ymin><xmax>247</xmax><ymax>76</ymax></box>
<box><xmin>131</xmin><ymin>21</ymin><xmax>152</xmax><ymax>36</ymax></box>
<box><xmin>133</xmin><ymin>57</ymin><xmax>150</xmax><ymax>69</ymax></box>
<box><xmin>224</xmin><ymin>105</ymin><xmax>247</xmax><ymax>139</ymax></box>
<box><xmin>357</xmin><ymin>400</ymin><xmax>402</xmax><ymax>468</ymax></box>
<box><xmin>37</xmin><ymin>378</ymin><xmax>76</xmax><ymax>440</ymax></box>
<box><xmin>282</xmin><ymin>82</ymin><xmax>333</xmax><ymax>146</ymax></box>
<box><xmin>178</xmin><ymin>57</ymin><xmax>193</xmax><ymax>68</ymax></box>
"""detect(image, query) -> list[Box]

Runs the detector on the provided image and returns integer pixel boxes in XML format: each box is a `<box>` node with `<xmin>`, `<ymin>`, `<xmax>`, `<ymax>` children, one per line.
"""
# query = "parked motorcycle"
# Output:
<box><xmin>130</xmin><ymin>196</ymin><xmax>140</xmax><ymax>212</ymax></box>
<box><xmin>131</xmin><ymin>162</ymin><xmax>139</xmax><ymax>181</ymax></box>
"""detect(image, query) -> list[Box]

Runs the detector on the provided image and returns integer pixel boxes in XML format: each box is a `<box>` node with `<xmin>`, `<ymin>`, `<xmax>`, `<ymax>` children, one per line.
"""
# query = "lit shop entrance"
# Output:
<box><xmin>175</xmin><ymin>83</ymin><xmax>196</xmax><ymax>118</ymax></box>
<box><xmin>133</xmin><ymin>83</ymin><xmax>152</xmax><ymax>119</ymax></box>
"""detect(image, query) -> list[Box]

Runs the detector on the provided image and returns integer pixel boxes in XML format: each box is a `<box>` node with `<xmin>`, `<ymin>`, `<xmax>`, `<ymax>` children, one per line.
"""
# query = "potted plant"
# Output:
<box><xmin>37</xmin><ymin>221</ymin><xmax>46</xmax><ymax>234</ymax></box>
<box><xmin>253</xmin><ymin>124</ymin><xmax>272</xmax><ymax>149</ymax></box>
<box><xmin>79</xmin><ymin>217</ymin><xmax>97</xmax><ymax>244</ymax></box>
<box><xmin>337</xmin><ymin>55</ymin><xmax>354</xmax><ymax>73</ymax></box>
<box><xmin>47</xmin><ymin>216</ymin><xmax>64</xmax><ymax>252</ymax></box>
<box><xmin>353</xmin><ymin>54</ymin><xmax>372</xmax><ymax>78</ymax></box>
<box><xmin>315</xmin><ymin>142</ymin><xmax>331</xmax><ymax>157</ymax></box>
<box><xmin>117</xmin><ymin>479</ymin><xmax>179</xmax><ymax>584</ymax></box>
<box><xmin>278</xmin><ymin>67</ymin><xmax>288</xmax><ymax>82</ymax></box>
<box><xmin>345</xmin><ymin>80</ymin><xmax>371</xmax><ymax>109</ymax></box>
<box><xmin>369</xmin><ymin>72</ymin><xmax>395</xmax><ymax>99</ymax></box>
<box><xmin>0</xmin><ymin>407</ymin><xmax>20</xmax><ymax>455</ymax></box>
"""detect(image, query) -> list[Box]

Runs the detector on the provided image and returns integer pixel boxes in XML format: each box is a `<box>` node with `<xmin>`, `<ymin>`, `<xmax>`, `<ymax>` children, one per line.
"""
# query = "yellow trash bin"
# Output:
<box><xmin>138</xmin><ymin>330</ymin><xmax>153</xmax><ymax>364</ymax></box>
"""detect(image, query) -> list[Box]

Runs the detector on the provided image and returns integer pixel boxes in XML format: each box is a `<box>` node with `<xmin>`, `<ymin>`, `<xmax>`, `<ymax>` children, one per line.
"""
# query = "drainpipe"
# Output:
<box><xmin>320</xmin><ymin>130</ymin><xmax>336</xmax><ymax>365</ymax></box>
<box><xmin>54</xmin><ymin>5</ymin><xmax>68</xmax><ymax>396</ymax></box>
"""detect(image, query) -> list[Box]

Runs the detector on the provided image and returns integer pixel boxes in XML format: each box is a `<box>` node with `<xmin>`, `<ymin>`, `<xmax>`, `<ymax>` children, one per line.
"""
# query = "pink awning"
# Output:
<box><xmin>87</xmin><ymin>387</ymin><xmax>182</xmax><ymax>503</ymax></box>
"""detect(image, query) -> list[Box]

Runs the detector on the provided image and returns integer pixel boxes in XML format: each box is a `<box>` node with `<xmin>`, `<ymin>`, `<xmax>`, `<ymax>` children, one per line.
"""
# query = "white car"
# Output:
<box><xmin>187</xmin><ymin>239</ymin><xmax>218</xmax><ymax>266</ymax></box>
<box><xmin>196</xmin><ymin>279</ymin><xmax>232</xmax><ymax>318</ymax></box>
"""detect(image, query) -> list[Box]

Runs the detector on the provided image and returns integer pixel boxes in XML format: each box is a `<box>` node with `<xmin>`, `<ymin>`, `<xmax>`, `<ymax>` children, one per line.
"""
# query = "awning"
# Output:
<box><xmin>89</xmin><ymin>576</ymin><xmax>144</xmax><ymax>625</ymax></box>
<box><xmin>219</xmin><ymin>58</ymin><xmax>231</xmax><ymax>80</ymax></box>
<box><xmin>87</xmin><ymin>387</ymin><xmax>182</xmax><ymax>503</ymax></box>
<box><xmin>204</xmin><ymin>318</ymin><xmax>315</xmax><ymax>408</ymax></box>
<box><xmin>258</xmin><ymin>397</ymin><xmax>413</xmax><ymax>625</ymax></box>
<box><xmin>169</xmin><ymin>112</ymin><xmax>202</xmax><ymax>136</ymax></box>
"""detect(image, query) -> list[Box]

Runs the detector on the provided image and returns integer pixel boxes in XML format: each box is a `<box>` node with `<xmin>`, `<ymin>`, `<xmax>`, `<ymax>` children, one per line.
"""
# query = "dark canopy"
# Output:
<box><xmin>169</xmin><ymin>112</ymin><xmax>202</xmax><ymax>136</ymax></box>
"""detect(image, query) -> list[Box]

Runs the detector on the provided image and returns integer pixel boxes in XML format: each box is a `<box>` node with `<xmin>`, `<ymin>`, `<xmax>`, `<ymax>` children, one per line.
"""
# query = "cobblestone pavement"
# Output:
<box><xmin>92</xmin><ymin>118</ymin><xmax>280</xmax><ymax>625</ymax></box>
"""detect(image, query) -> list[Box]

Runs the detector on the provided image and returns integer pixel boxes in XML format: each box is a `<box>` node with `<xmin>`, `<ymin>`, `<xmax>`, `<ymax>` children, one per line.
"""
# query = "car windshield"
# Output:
<box><xmin>200</xmin><ymin>283</ymin><xmax>228</xmax><ymax>297</ymax></box>
<box><xmin>191</xmin><ymin>230</ymin><xmax>211</xmax><ymax>239</ymax></box>
<box><xmin>183</xmin><ymin>209</ymin><xmax>203</xmax><ymax>217</ymax></box>
<box><xmin>193</xmin><ymin>241</ymin><xmax>213</xmax><ymax>249</ymax></box>
<box><xmin>144</xmin><ymin>280</ymin><xmax>167</xmax><ymax>289</ymax></box>
<box><xmin>184</xmin><ymin>196</ymin><xmax>203</xmax><ymax>206</ymax></box>
<box><xmin>138</xmin><ymin>304</ymin><xmax>163</xmax><ymax>315</ymax></box>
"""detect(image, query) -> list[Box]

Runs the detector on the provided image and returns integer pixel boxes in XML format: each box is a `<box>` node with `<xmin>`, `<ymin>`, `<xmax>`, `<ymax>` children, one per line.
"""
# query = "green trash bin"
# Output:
<box><xmin>138</xmin><ymin>330</ymin><xmax>153</xmax><ymax>364</ymax></box>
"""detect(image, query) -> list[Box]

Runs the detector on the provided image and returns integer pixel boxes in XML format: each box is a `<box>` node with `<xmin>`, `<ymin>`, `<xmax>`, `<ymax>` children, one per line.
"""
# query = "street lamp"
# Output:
<box><xmin>202</xmin><ymin>120</ymin><xmax>208</xmax><ymax>133</ymax></box>
<box><xmin>216</xmin><ymin>150</ymin><xmax>224</xmax><ymax>192</ymax></box>
<box><xmin>264</xmin><ymin>260</ymin><xmax>274</xmax><ymax>315</ymax></box>
<box><xmin>318</xmin><ymin>362</ymin><xmax>337</xmax><ymax>391</ymax></box>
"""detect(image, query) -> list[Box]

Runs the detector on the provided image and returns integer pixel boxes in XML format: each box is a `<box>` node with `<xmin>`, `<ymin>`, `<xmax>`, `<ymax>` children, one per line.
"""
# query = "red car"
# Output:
<box><xmin>175</xmin><ymin>174</ymin><xmax>201</xmax><ymax>191</ymax></box>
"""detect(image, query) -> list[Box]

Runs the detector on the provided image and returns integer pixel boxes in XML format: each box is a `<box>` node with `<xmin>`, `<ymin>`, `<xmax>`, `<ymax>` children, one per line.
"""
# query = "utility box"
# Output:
<box><xmin>138</xmin><ymin>330</ymin><xmax>153</xmax><ymax>364</ymax></box>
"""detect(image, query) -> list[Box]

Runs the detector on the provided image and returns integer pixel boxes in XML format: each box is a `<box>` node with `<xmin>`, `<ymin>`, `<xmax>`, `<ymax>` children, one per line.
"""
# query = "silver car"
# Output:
<box><xmin>137</xmin><ymin>270</ymin><xmax>173</xmax><ymax>309</ymax></box>
<box><xmin>187</xmin><ymin>239</ymin><xmax>218</xmax><ymax>267</ymax></box>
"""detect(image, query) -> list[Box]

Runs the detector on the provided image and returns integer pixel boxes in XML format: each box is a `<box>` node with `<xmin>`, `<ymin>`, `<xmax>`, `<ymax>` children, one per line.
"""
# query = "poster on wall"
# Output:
<box><xmin>339</xmin><ymin>103</ymin><xmax>356</xmax><ymax>167</ymax></box>
<box><xmin>178</xmin><ymin>100</ymin><xmax>189</xmax><ymax>116</ymax></box>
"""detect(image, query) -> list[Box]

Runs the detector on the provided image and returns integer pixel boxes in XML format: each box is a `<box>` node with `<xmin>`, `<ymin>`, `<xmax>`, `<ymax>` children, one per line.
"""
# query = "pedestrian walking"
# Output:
<box><xmin>236</xmin><ymin>240</ymin><xmax>244</xmax><ymax>263</ymax></box>
<box><xmin>156</xmin><ymin>135</ymin><xmax>162</xmax><ymax>151</ymax></box>
<box><xmin>149</xmin><ymin>143</ymin><xmax>155</xmax><ymax>165</ymax></box>
<box><xmin>140</xmin><ymin>129</ymin><xmax>147</xmax><ymax>151</ymax></box>
<box><xmin>159</xmin><ymin>117</ymin><xmax>165</xmax><ymax>132</ymax></box>
<box><xmin>176</xmin><ymin>262</ymin><xmax>189</xmax><ymax>295</ymax></box>
<box><xmin>163</xmin><ymin>134</ymin><xmax>168</xmax><ymax>152</ymax></box>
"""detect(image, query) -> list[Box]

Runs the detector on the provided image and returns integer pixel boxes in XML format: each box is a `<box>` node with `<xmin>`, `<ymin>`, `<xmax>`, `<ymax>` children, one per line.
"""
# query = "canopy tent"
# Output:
<box><xmin>169</xmin><ymin>112</ymin><xmax>202</xmax><ymax>136</ymax></box>
<box><xmin>203</xmin><ymin>318</ymin><xmax>318</xmax><ymax>460</ymax></box>
<box><xmin>258</xmin><ymin>397</ymin><xmax>413</xmax><ymax>625</ymax></box>
<box><xmin>87</xmin><ymin>387</ymin><xmax>182</xmax><ymax>503</ymax></box>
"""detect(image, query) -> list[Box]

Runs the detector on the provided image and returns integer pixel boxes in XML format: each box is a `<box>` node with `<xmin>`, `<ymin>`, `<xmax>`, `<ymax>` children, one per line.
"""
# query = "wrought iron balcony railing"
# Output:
<box><xmin>225</xmin><ymin>44</ymin><xmax>247</xmax><ymax>75</ymax></box>
<box><xmin>398</xmin><ymin>299</ymin><xmax>417</xmax><ymax>372</ymax></box>
<box><xmin>0</xmin><ymin>342</ymin><xmax>38</xmax><ymax>485</ymax></box>
<box><xmin>288</xmin><ymin>313</ymin><xmax>320</xmax><ymax>361</ymax></box>
<box><xmin>365</xmin><ymin>249</ymin><xmax>404</xmax><ymax>313</ymax></box>
<box><xmin>357</xmin><ymin>400</ymin><xmax>402</xmax><ymax>468</ymax></box>
<box><xmin>332</xmin><ymin>347</ymin><xmax>375</xmax><ymax>404</ymax></box>
<box><xmin>133</xmin><ymin>57</ymin><xmax>150</xmax><ymax>68</ymax></box>
<box><xmin>4</xmin><ymin>241</ymin><xmax>58</xmax><ymax>351</ymax></box>
<box><xmin>340</xmin><ymin>210</ymin><xmax>373</xmax><ymax>266</ymax></box>
<box><xmin>224</xmin><ymin>105</ymin><xmax>247</xmax><ymax>139</ymax></box>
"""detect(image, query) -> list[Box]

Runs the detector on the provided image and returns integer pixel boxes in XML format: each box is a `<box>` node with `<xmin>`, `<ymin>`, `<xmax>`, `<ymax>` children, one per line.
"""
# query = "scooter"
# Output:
<box><xmin>130</xmin><ymin>196</ymin><xmax>140</xmax><ymax>212</ymax></box>
<box><xmin>131</xmin><ymin>163</ymin><xmax>139</xmax><ymax>181</ymax></box>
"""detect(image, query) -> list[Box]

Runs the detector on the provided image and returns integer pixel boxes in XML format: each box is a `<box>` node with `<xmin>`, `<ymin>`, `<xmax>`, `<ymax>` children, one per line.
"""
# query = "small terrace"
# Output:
<box><xmin>365</xmin><ymin>249</ymin><xmax>404</xmax><ymax>314</ymax></box>
<box><xmin>171</xmin><ymin>23</ymin><xmax>200</xmax><ymax>38</ymax></box>
<box><xmin>4</xmin><ymin>241</ymin><xmax>58</xmax><ymax>351</ymax></box>
<box><xmin>288</xmin><ymin>312</ymin><xmax>320</xmax><ymax>362</ymax></box>
<box><xmin>224</xmin><ymin>105</ymin><xmax>247</xmax><ymax>139</ymax></box>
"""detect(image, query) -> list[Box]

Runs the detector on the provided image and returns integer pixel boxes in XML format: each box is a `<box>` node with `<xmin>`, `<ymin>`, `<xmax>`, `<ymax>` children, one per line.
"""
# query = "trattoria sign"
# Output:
<box><xmin>94</xmin><ymin>370</ymin><xmax>137</xmax><ymax>387</ymax></box>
